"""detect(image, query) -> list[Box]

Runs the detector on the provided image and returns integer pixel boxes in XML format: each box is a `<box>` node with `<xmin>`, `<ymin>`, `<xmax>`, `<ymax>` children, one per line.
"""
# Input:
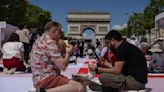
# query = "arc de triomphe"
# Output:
<box><xmin>67</xmin><ymin>11</ymin><xmax>111</xmax><ymax>45</ymax></box>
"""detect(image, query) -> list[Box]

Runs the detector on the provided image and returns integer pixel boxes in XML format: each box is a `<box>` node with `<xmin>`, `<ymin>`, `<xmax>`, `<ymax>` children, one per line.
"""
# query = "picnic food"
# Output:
<box><xmin>88</xmin><ymin>61</ymin><xmax>96</xmax><ymax>66</ymax></box>
<box><xmin>99</xmin><ymin>57</ymin><xmax>105</xmax><ymax>63</ymax></box>
<box><xmin>72</xmin><ymin>74</ymin><xmax>90</xmax><ymax>86</ymax></box>
<box><xmin>88</xmin><ymin>61</ymin><xmax>97</xmax><ymax>76</ymax></box>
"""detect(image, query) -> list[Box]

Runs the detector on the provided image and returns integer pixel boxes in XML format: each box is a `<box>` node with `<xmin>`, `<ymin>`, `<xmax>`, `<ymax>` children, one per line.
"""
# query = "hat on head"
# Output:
<box><xmin>149</xmin><ymin>44</ymin><xmax>162</xmax><ymax>53</ymax></box>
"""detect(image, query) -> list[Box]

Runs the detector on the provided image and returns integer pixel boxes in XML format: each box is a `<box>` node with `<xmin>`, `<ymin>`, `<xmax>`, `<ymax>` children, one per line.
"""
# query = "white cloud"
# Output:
<box><xmin>112</xmin><ymin>23</ymin><xmax>127</xmax><ymax>31</ymax></box>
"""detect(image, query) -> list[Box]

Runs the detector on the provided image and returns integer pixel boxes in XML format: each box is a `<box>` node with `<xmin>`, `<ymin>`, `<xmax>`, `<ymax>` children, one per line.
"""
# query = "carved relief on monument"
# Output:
<box><xmin>80</xmin><ymin>25</ymin><xmax>96</xmax><ymax>33</ymax></box>
<box><xmin>98</xmin><ymin>26</ymin><xmax>108</xmax><ymax>32</ymax></box>
<box><xmin>69</xmin><ymin>26</ymin><xmax>79</xmax><ymax>32</ymax></box>
<box><xmin>67</xmin><ymin>11</ymin><xmax>111</xmax><ymax>43</ymax></box>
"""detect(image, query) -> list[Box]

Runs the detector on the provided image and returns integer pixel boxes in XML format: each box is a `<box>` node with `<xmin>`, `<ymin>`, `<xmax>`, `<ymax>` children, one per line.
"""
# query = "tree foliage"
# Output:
<box><xmin>120</xmin><ymin>28</ymin><xmax>129</xmax><ymax>36</ymax></box>
<box><xmin>129</xmin><ymin>13</ymin><xmax>145</xmax><ymax>34</ymax></box>
<box><xmin>25</xmin><ymin>4</ymin><xmax>51</xmax><ymax>28</ymax></box>
<box><xmin>0</xmin><ymin>0</ymin><xmax>51</xmax><ymax>28</ymax></box>
<box><xmin>124</xmin><ymin>0</ymin><xmax>164</xmax><ymax>36</ymax></box>
<box><xmin>0</xmin><ymin>0</ymin><xmax>28</xmax><ymax>26</ymax></box>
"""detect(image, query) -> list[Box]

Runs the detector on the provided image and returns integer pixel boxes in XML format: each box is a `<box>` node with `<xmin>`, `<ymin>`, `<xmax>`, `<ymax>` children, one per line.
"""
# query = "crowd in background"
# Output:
<box><xmin>68</xmin><ymin>34</ymin><xmax>164</xmax><ymax>74</ymax></box>
<box><xmin>0</xmin><ymin>24</ymin><xmax>41</xmax><ymax>74</ymax></box>
<box><xmin>0</xmin><ymin>21</ymin><xmax>163</xmax><ymax>92</ymax></box>
<box><xmin>0</xmin><ymin>23</ymin><xmax>164</xmax><ymax>74</ymax></box>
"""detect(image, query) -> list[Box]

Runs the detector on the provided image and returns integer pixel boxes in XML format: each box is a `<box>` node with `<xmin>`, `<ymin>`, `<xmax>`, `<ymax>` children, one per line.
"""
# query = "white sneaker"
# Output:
<box><xmin>3</xmin><ymin>68</ymin><xmax>9</xmax><ymax>74</ymax></box>
<box><xmin>7</xmin><ymin>68</ymin><xmax>16</xmax><ymax>74</ymax></box>
<box><xmin>28</xmin><ymin>87</ymin><xmax>36</xmax><ymax>92</ymax></box>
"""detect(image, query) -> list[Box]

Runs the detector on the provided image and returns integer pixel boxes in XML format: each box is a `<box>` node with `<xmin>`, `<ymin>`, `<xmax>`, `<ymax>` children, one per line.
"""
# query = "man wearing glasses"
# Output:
<box><xmin>30</xmin><ymin>21</ymin><xmax>84</xmax><ymax>92</ymax></box>
<box><xmin>89</xmin><ymin>30</ymin><xmax>147</xmax><ymax>92</ymax></box>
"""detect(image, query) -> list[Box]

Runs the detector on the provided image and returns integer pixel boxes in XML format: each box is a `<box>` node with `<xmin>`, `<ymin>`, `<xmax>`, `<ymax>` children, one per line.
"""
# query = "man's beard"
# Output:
<box><xmin>109</xmin><ymin>44</ymin><xmax>115</xmax><ymax>49</ymax></box>
<box><xmin>109</xmin><ymin>45</ymin><xmax>117</xmax><ymax>54</ymax></box>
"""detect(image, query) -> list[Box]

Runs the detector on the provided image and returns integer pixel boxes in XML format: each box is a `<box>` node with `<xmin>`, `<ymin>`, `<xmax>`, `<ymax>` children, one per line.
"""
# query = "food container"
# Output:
<box><xmin>72</xmin><ymin>74</ymin><xmax>90</xmax><ymax>86</ymax></box>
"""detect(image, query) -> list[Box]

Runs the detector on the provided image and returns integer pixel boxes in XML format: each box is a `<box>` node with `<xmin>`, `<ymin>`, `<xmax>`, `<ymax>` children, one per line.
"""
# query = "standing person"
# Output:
<box><xmin>2</xmin><ymin>33</ymin><xmax>26</xmax><ymax>74</ymax></box>
<box><xmin>96</xmin><ymin>39</ymin><xmax>100</xmax><ymax>48</ymax></box>
<box><xmin>148</xmin><ymin>44</ymin><xmax>164</xmax><ymax>73</ymax></box>
<box><xmin>89</xmin><ymin>30</ymin><xmax>147</xmax><ymax>92</ymax></box>
<box><xmin>15</xmin><ymin>24</ymin><xmax>30</xmax><ymax>63</ymax></box>
<box><xmin>103</xmin><ymin>47</ymin><xmax>116</xmax><ymax>66</ymax></box>
<box><xmin>73</xmin><ymin>44</ymin><xmax>80</xmax><ymax>58</ymax></box>
<box><xmin>30</xmin><ymin>21</ymin><xmax>83</xmax><ymax>92</ymax></box>
<box><xmin>29</xmin><ymin>28</ymin><xmax>40</xmax><ymax>52</ymax></box>
<box><xmin>100</xmin><ymin>38</ymin><xmax>108</xmax><ymax>57</ymax></box>
<box><xmin>79</xmin><ymin>42</ymin><xmax>83</xmax><ymax>57</ymax></box>
<box><xmin>83</xmin><ymin>43</ymin><xmax>88</xmax><ymax>56</ymax></box>
<box><xmin>69</xmin><ymin>44</ymin><xmax>79</xmax><ymax>64</ymax></box>
<box><xmin>95</xmin><ymin>44</ymin><xmax>102</xmax><ymax>58</ymax></box>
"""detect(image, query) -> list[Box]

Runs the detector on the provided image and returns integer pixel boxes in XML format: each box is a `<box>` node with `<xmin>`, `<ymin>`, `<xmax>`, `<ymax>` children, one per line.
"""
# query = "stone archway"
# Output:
<box><xmin>67</xmin><ymin>11</ymin><xmax>111</xmax><ymax>46</ymax></box>
<box><xmin>82</xmin><ymin>28</ymin><xmax>95</xmax><ymax>46</ymax></box>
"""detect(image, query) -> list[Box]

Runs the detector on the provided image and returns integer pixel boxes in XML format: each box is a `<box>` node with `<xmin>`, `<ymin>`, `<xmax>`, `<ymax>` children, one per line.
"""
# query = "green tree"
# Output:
<box><xmin>25</xmin><ymin>4</ymin><xmax>51</xmax><ymax>28</ymax></box>
<box><xmin>127</xmin><ymin>12</ymin><xmax>145</xmax><ymax>36</ymax></box>
<box><xmin>0</xmin><ymin>0</ymin><xmax>51</xmax><ymax>29</ymax></box>
<box><xmin>144</xmin><ymin>0</ymin><xmax>164</xmax><ymax>29</ymax></box>
<box><xmin>120</xmin><ymin>28</ymin><xmax>129</xmax><ymax>36</ymax></box>
<box><xmin>0</xmin><ymin>0</ymin><xmax>28</xmax><ymax>26</ymax></box>
<box><xmin>126</xmin><ymin>0</ymin><xmax>164</xmax><ymax>36</ymax></box>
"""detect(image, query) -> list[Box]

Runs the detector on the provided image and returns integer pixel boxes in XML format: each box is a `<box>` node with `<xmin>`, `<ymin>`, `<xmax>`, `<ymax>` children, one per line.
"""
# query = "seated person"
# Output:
<box><xmin>30</xmin><ymin>21</ymin><xmax>83</xmax><ymax>92</ymax></box>
<box><xmin>95</xmin><ymin>48</ymin><xmax>116</xmax><ymax>72</ymax></box>
<box><xmin>103</xmin><ymin>48</ymin><xmax>116</xmax><ymax>66</ymax></box>
<box><xmin>139</xmin><ymin>42</ymin><xmax>152</xmax><ymax>67</ymax></box>
<box><xmin>70</xmin><ymin>44</ymin><xmax>80</xmax><ymax>64</ymax></box>
<box><xmin>100</xmin><ymin>39</ymin><xmax>108</xmax><ymax>60</ymax></box>
<box><xmin>139</xmin><ymin>42</ymin><xmax>152</xmax><ymax>59</ymax></box>
<box><xmin>139</xmin><ymin>42</ymin><xmax>149</xmax><ymax>55</ymax></box>
<box><xmin>148</xmin><ymin>44</ymin><xmax>164</xmax><ymax>73</ymax></box>
<box><xmin>2</xmin><ymin>33</ymin><xmax>26</xmax><ymax>74</ymax></box>
<box><xmin>89</xmin><ymin>30</ymin><xmax>147</xmax><ymax>92</ymax></box>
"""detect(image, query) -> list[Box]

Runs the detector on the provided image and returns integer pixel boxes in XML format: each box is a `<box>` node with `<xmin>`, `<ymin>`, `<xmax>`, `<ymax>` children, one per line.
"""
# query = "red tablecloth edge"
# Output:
<box><xmin>78</xmin><ymin>68</ymin><xmax>164</xmax><ymax>78</ymax></box>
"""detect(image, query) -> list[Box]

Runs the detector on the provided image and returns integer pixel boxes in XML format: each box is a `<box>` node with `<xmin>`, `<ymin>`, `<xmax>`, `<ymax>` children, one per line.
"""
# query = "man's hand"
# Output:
<box><xmin>56</xmin><ymin>57</ymin><xmax>67</xmax><ymax>70</ymax></box>
<box><xmin>104</xmin><ymin>60</ymin><xmax>113</xmax><ymax>68</ymax></box>
<box><xmin>66</xmin><ymin>44</ymin><xmax>73</xmax><ymax>54</ymax></box>
<box><xmin>88</xmin><ymin>63</ymin><xmax>97</xmax><ymax>71</ymax></box>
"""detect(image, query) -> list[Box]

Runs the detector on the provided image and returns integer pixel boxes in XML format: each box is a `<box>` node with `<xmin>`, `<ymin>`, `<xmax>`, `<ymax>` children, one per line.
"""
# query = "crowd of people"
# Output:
<box><xmin>0</xmin><ymin>21</ymin><xmax>164</xmax><ymax>92</ymax></box>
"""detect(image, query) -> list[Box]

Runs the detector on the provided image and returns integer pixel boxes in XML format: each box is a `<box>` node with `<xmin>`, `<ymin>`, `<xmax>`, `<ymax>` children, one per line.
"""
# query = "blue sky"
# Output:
<box><xmin>29</xmin><ymin>0</ymin><xmax>150</xmax><ymax>33</ymax></box>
